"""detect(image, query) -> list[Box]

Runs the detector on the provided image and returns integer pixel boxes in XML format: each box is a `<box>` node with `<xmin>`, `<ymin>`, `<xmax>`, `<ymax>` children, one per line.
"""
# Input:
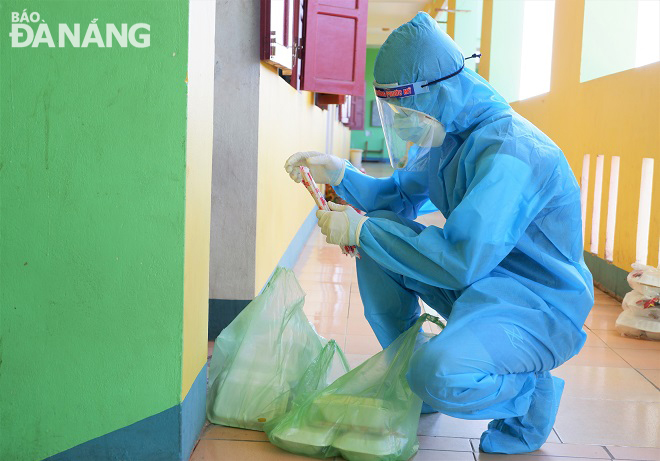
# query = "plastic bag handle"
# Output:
<box><xmin>423</xmin><ymin>313</ymin><xmax>445</xmax><ymax>330</ymax></box>
<box><xmin>370</xmin><ymin>313</ymin><xmax>444</xmax><ymax>396</ymax></box>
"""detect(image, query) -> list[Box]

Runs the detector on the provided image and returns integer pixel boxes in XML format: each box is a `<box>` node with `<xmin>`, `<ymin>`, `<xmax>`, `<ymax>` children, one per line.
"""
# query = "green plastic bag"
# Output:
<box><xmin>207</xmin><ymin>267</ymin><xmax>347</xmax><ymax>431</ymax></box>
<box><xmin>287</xmin><ymin>339</ymin><xmax>351</xmax><ymax>409</ymax></box>
<box><xmin>266</xmin><ymin>313</ymin><xmax>445</xmax><ymax>461</ymax></box>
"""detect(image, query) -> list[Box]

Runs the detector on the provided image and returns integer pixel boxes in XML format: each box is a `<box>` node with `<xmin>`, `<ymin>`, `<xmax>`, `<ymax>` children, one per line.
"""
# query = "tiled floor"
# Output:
<box><xmin>193</xmin><ymin>214</ymin><xmax>660</xmax><ymax>461</ymax></box>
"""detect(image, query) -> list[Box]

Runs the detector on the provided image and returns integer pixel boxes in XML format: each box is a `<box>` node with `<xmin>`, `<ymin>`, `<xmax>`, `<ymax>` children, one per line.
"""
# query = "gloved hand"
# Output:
<box><xmin>316</xmin><ymin>202</ymin><xmax>367</xmax><ymax>247</ymax></box>
<box><xmin>284</xmin><ymin>151</ymin><xmax>346</xmax><ymax>186</ymax></box>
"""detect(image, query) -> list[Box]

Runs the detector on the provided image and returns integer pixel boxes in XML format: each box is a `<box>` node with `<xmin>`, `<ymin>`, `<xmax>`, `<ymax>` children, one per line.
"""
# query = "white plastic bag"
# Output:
<box><xmin>616</xmin><ymin>286</ymin><xmax>660</xmax><ymax>341</ymax></box>
<box><xmin>627</xmin><ymin>263</ymin><xmax>660</xmax><ymax>298</ymax></box>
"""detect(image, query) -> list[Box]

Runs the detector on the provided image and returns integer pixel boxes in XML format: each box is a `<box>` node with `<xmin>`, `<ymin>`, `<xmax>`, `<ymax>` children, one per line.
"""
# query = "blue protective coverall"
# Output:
<box><xmin>333</xmin><ymin>12</ymin><xmax>594</xmax><ymax>454</ymax></box>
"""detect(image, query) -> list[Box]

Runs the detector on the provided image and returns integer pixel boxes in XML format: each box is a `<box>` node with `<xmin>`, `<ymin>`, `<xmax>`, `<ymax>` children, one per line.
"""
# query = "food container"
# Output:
<box><xmin>309</xmin><ymin>395</ymin><xmax>394</xmax><ymax>432</ymax></box>
<box><xmin>334</xmin><ymin>431</ymin><xmax>412</xmax><ymax>461</ymax></box>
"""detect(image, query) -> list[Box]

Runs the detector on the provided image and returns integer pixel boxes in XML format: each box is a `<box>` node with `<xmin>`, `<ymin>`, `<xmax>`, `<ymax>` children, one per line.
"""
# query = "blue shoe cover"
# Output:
<box><xmin>421</xmin><ymin>402</ymin><xmax>439</xmax><ymax>414</ymax></box>
<box><xmin>479</xmin><ymin>372</ymin><xmax>565</xmax><ymax>454</ymax></box>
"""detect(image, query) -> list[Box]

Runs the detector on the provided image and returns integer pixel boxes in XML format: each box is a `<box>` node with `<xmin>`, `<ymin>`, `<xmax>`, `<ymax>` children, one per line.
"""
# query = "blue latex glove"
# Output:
<box><xmin>316</xmin><ymin>202</ymin><xmax>367</xmax><ymax>247</ymax></box>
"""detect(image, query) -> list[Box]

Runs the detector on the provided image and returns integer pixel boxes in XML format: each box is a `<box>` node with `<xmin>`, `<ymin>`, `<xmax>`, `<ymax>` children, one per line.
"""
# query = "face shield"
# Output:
<box><xmin>374</xmin><ymin>82</ymin><xmax>446</xmax><ymax>169</ymax></box>
<box><xmin>373</xmin><ymin>53</ymin><xmax>480</xmax><ymax>170</ymax></box>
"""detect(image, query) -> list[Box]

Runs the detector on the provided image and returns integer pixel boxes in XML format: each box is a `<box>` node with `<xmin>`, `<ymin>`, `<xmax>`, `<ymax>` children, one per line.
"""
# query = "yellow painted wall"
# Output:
<box><xmin>482</xmin><ymin>0</ymin><xmax>659</xmax><ymax>270</ymax></box>
<box><xmin>255</xmin><ymin>64</ymin><xmax>352</xmax><ymax>293</ymax></box>
<box><xmin>181</xmin><ymin>0</ymin><xmax>215</xmax><ymax>399</ymax></box>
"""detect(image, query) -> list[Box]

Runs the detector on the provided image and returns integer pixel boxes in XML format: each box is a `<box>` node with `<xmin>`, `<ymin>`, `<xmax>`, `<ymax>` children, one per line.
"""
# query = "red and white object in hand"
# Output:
<box><xmin>299</xmin><ymin>166</ymin><xmax>360</xmax><ymax>259</ymax></box>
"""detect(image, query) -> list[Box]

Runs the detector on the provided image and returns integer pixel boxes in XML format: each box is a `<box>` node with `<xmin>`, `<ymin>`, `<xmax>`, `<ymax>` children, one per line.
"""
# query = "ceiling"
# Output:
<box><xmin>366</xmin><ymin>0</ymin><xmax>447</xmax><ymax>46</ymax></box>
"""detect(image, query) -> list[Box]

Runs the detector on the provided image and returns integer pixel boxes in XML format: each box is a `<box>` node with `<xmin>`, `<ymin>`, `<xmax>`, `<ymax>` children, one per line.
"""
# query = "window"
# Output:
<box><xmin>635</xmin><ymin>0</ymin><xmax>660</xmax><ymax>67</ymax></box>
<box><xmin>489</xmin><ymin>0</ymin><xmax>555</xmax><ymax>102</ymax></box>
<box><xmin>337</xmin><ymin>92</ymin><xmax>365</xmax><ymax>130</ymax></box>
<box><xmin>349</xmin><ymin>94</ymin><xmax>365</xmax><ymax>130</ymax></box>
<box><xmin>260</xmin><ymin>0</ymin><xmax>295</xmax><ymax>72</ymax></box>
<box><xmin>518</xmin><ymin>0</ymin><xmax>555</xmax><ymax>100</ymax></box>
<box><xmin>433</xmin><ymin>0</ymin><xmax>483</xmax><ymax>69</ymax></box>
<box><xmin>581</xmin><ymin>0</ymin><xmax>660</xmax><ymax>82</ymax></box>
<box><xmin>340</xmin><ymin>95</ymin><xmax>352</xmax><ymax>124</ymax></box>
<box><xmin>453</xmin><ymin>0</ymin><xmax>483</xmax><ymax>73</ymax></box>
<box><xmin>434</xmin><ymin>2</ymin><xmax>449</xmax><ymax>34</ymax></box>
<box><xmin>261</xmin><ymin>0</ymin><xmax>367</xmax><ymax>100</ymax></box>
<box><xmin>261</xmin><ymin>0</ymin><xmax>368</xmax><ymax>97</ymax></box>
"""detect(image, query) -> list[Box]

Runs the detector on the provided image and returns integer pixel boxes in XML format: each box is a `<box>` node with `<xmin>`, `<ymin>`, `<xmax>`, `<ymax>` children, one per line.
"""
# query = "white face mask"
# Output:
<box><xmin>392</xmin><ymin>109</ymin><xmax>446</xmax><ymax>147</ymax></box>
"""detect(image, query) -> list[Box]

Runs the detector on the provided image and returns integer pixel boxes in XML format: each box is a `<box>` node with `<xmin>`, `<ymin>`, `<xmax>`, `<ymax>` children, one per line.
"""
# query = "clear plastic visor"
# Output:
<box><xmin>375</xmin><ymin>99</ymin><xmax>445</xmax><ymax>169</ymax></box>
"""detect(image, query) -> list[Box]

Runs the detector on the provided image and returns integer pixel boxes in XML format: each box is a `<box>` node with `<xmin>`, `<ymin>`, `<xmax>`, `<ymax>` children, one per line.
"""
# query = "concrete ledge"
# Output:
<box><xmin>208</xmin><ymin>299</ymin><xmax>251</xmax><ymax>340</ymax></box>
<box><xmin>583</xmin><ymin>251</ymin><xmax>629</xmax><ymax>301</ymax></box>
<box><xmin>276</xmin><ymin>206</ymin><xmax>318</xmax><ymax>270</ymax></box>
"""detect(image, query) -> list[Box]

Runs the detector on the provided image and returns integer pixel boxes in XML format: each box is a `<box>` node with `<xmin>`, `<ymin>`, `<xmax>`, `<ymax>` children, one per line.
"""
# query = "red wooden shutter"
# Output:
<box><xmin>316</xmin><ymin>93</ymin><xmax>345</xmax><ymax>105</ymax></box>
<box><xmin>300</xmin><ymin>0</ymin><xmax>368</xmax><ymax>96</ymax></box>
<box><xmin>260</xmin><ymin>0</ymin><xmax>271</xmax><ymax>61</ymax></box>
<box><xmin>349</xmin><ymin>94</ymin><xmax>364</xmax><ymax>130</ymax></box>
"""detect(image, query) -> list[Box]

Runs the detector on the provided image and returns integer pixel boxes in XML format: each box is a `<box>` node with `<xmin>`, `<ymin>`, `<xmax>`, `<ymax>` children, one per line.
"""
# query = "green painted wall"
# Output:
<box><xmin>0</xmin><ymin>1</ymin><xmax>190</xmax><ymax>459</ymax></box>
<box><xmin>350</xmin><ymin>47</ymin><xmax>387</xmax><ymax>160</ymax></box>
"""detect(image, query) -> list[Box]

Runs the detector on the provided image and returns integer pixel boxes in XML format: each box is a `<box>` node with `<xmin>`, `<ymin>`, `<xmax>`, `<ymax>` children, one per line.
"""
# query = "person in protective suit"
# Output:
<box><xmin>285</xmin><ymin>12</ymin><xmax>593</xmax><ymax>454</ymax></box>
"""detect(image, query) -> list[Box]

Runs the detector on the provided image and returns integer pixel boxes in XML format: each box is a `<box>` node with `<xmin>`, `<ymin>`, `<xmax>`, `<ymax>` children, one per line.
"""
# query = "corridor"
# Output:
<box><xmin>194</xmin><ymin>215</ymin><xmax>660</xmax><ymax>461</ymax></box>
